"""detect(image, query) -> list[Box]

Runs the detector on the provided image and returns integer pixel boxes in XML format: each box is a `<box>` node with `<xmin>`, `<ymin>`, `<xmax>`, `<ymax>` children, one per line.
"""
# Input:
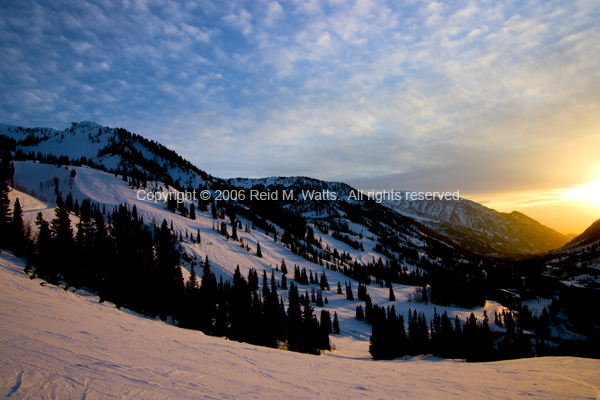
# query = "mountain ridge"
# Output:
<box><xmin>0</xmin><ymin>121</ymin><xmax>580</xmax><ymax>257</ymax></box>
<box><xmin>382</xmin><ymin>191</ymin><xmax>573</xmax><ymax>255</ymax></box>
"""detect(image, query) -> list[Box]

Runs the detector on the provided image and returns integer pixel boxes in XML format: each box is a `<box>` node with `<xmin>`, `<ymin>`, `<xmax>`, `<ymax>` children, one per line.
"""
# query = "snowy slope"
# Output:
<box><xmin>1</xmin><ymin>121</ymin><xmax>211</xmax><ymax>190</ymax></box>
<box><xmin>8</xmin><ymin>163</ymin><xmax>508</xmax><ymax>349</ymax></box>
<box><xmin>1</xmin><ymin>252</ymin><xmax>599</xmax><ymax>400</ymax></box>
<box><xmin>382</xmin><ymin>191</ymin><xmax>573</xmax><ymax>255</ymax></box>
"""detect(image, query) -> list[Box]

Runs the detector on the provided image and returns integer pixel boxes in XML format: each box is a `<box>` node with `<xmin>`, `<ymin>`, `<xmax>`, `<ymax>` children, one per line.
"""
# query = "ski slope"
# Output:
<box><xmin>9</xmin><ymin>161</ymin><xmax>512</xmax><ymax>346</ymax></box>
<box><xmin>1</xmin><ymin>252</ymin><xmax>599</xmax><ymax>399</ymax></box>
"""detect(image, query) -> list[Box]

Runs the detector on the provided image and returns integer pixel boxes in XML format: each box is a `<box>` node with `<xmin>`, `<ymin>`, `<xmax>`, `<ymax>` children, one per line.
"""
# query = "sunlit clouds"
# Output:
<box><xmin>1</xmin><ymin>0</ymin><xmax>599</xmax><ymax>233</ymax></box>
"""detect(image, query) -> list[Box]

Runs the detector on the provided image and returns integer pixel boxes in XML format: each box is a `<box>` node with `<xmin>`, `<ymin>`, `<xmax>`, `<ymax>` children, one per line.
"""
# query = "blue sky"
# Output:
<box><xmin>1</xmin><ymin>0</ymin><xmax>600</xmax><ymax>232</ymax></box>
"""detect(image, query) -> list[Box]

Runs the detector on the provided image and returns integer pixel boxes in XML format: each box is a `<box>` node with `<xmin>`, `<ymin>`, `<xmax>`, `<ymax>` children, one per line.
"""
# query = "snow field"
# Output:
<box><xmin>1</xmin><ymin>252</ymin><xmax>599</xmax><ymax>399</ymax></box>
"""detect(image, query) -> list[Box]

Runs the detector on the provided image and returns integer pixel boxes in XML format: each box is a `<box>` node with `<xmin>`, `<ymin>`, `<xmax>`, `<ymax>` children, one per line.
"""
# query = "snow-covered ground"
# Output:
<box><xmin>1</xmin><ymin>252</ymin><xmax>599</xmax><ymax>399</ymax></box>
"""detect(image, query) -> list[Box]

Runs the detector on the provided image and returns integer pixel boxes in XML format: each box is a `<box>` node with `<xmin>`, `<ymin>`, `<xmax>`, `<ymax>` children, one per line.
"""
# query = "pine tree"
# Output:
<box><xmin>364</xmin><ymin>295</ymin><xmax>373</xmax><ymax>324</ymax></box>
<box><xmin>333</xmin><ymin>312</ymin><xmax>340</xmax><ymax>334</ymax></box>
<box><xmin>10</xmin><ymin>198</ymin><xmax>26</xmax><ymax>256</ymax></box>
<box><xmin>316</xmin><ymin>290</ymin><xmax>324</xmax><ymax>307</ymax></box>
<box><xmin>50</xmin><ymin>195</ymin><xmax>75</xmax><ymax>283</ymax></box>
<box><xmin>398</xmin><ymin>314</ymin><xmax>407</xmax><ymax>357</ymax></box>
<box><xmin>189</xmin><ymin>203</ymin><xmax>196</xmax><ymax>220</ymax></box>
<box><xmin>181</xmin><ymin>261</ymin><xmax>201</xmax><ymax>330</ymax></box>
<box><xmin>73</xmin><ymin>199</ymin><xmax>94</xmax><ymax>287</ymax></box>
<box><xmin>287</xmin><ymin>283</ymin><xmax>302</xmax><ymax>351</ymax></box>
<box><xmin>280</xmin><ymin>258</ymin><xmax>287</xmax><ymax>275</ymax></box>
<box><xmin>369</xmin><ymin>305</ymin><xmax>388</xmax><ymax>359</ymax></box>
<box><xmin>199</xmin><ymin>255</ymin><xmax>217</xmax><ymax>333</ymax></box>
<box><xmin>319</xmin><ymin>272</ymin><xmax>329</xmax><ymax>290</ymax></box>
<box><xmin>356</xmin><ymin>305</ymin><xmax>365</xmax><ymax>321</ymax></box>
<box><xmin>256</xmin><ymin>242</ymin><xmax>262</xmax><ymax>258</ymax></box>
<box><xmin>262</xmin><ymin>270</ymin><xmax>270</xmax><ymax>300</ymax></box>
<box><xmin>299</xmin><ymin>303</ymin><xmax>321</xmax><ymax>354</ymax></box>
<box><xmin>0</xmin><ymin>182</ymin><xmax>11</xmax><ymax>251</ymax></box>
<box><xmin>33</xmin><ymin>212</ymin><xmax>52</xmax><ymax>280</ymax></box>
<box><xmin>211</xmin><ymin>200</ymin><xmax>217</xmax><ymax>219</ymax></box>
<box><xmin>477</xmin><ymin>310</ymin><xmax>494</xmax><ymax>361</ymax></box>
<box><xmin>320</xmin><ymin>310</ymin><xmax>332</xmax><ymax>350</ymax></box>
<box><xmin>155</xmin><ymin>219</ymin><xmax>184</xmax><ymax>321</ymax></box>
<box><xmin>389</xmin><ymin>285</ymin><xmax>396</xmax><ymax>301</ymax></box>
<box><xmin>346</xmin><ymin>282</ymin><xmax>354</xmax><ymax>300</ymax></box>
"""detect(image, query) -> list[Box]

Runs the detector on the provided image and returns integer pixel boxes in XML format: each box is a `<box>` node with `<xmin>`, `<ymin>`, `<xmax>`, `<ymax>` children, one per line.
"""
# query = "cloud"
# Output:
<box><xmin>0</xmin><ymin>0</ymin><xmax>599</xmax><ymax>220</ymax></box>
<box><xmin>223</xmin><ymin>8</ymin><xmax>253</xmax><ymax>35</ymax></box>
<box><xmin>264</xmin><ymin>1</ymin><xmax>284</xmax><ymax>27</ymax></box>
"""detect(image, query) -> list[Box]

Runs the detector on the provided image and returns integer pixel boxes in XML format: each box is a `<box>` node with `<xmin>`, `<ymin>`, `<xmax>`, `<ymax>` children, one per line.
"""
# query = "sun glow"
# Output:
<box><xmin>563</xmin><ymin>178</ymin><xmax>600</xmax><ymax>205</ymax></box>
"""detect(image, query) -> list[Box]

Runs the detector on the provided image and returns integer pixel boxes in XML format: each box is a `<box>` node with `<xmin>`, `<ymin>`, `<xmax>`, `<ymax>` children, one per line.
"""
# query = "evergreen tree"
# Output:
<box><xmin>463</xmin><ymin>313</ymin><xmax>479</xmax><ymax>361</ymax></box>
<box><xmin>256</xmin><ymin>242</ymin><xmax>262</xmax><ymax>258</ymax></box>
<box><xmin>416</xmin><ymin>312</ymin><xmax>430</xmax><ymax>354</ymax></box>
<box><xmin>320</xmin><ymin>310</ymin><xmax>332</xmax><ymax>350</ymax></box>
<box><xmin>316</xmin><ymin>290</ymin><xmax>324</xmax><ymax>307</ymax></box>
<box><xmin>213</xmin><ymin>291</ymin><xmax>229</xmax><ymax>338</ymax></box>
<box><xmin>33</xmin><ymin>212</ymin><xmax>53</xmax><ymax>281</ymax></box>
<box><xmin>439</xmin><ymin>311</ymin><xmax>456</xmax><ymax>359</ymax></box>
<box><xmin>155</xmin><ymin>219</ymin><xmax>184</xmax><ymax>321</ymax></box>
<box><xmin>231</xmin><ymin>220</ymin><xmax>238</xmax><ymax>241</ymax></box>
<box><xmin>477</xmin><ymin>310</ymin><xmax>495</xmax><ymax>361</ymax></box>
<box><xmin>364</xmin><ymin>295</ymin><xmax>373</xmax><ymax>324</ymax></box>
<box><xmin>280</xmin><ymin>258</ymin><xmax>287</xmax><ymax>275</ymax></box>
<box><xmin>50</xmin><ymin>196</ymin><xmax>75</xmax><ymax>283</ymax></box>
<box><xmin>333</xmin><ymin>312</ymin><xmax>340</xmax><ymax>334</ymax></box>
<box><xmin>389</xmin><ymin>285</ymin><xmax>396</xmax><ymax>301</ymax></box>
<box><xmin>356</xmin><ymin>305</ymin><xmax>365</xmax><ymax>321</ymax></box>
<box><xmin>407</xmin><ymin>309</ymin><xmax>419</xmax><ymax>355</ymax></box>
<box><xmin>262</xmin><ymin>270</ymin><xmax>270</xmax><ymax>301</ymax></box>
<box><xmin>299</xmin><ymin>303</ymin><xmax>321</xmax><ymax>354</ymax></box>
<box><xmin>397</xmin><ymin>314</ymin><xmax>407</xmax><ymax>357</ymax></box>
<box><xmin>229</xmin><ymin>265</ymin><xmax>252</xmax><ymax>342</ymax></box>
<box><xmin>346</xmin><ymin>282</ymin><xmax>354</xmax><ymax>300</ymax></box>
<box><xmin>319</xmin><ymin>272</ymin><xmax>329</xmax><ymax>290</ymax></box>
<box><xmin>453</xmin><ymin>315</ymin><xmax>464</xmax><ymax>358</ymax></box>
<box><xmin>0</xmin><ymin>182</ymin><xmax>11</xmax><ymax>251</ymax></box>
<box><xmin>10</xmin><ymin>198</ymin><xmax>26</xmax><ymax>256</ymax></box>
<box><xmin>211</xmin><ymin>200</ymin><xmax>217</xmax><ymax>219</ymax></box>
<box><xmin>287</xmin><ymin>283</ymin><xmax>302</xmax><ymax>352</ymax></box>
<box><xmin>369</xmin><ymin>305</ymin><xmax>389</xmax><ymax>359</ymax></box>
<box><xmin>181</xmin><ymin>262</ymin><xmax>201</xmax><ymax>330</ymax></box>
<box><xmin>90</xmin><ymin>210</ymin><xmax>110</xmax><ymax>297</ymax></box>
<box><xmin>199</xmin><ymin>255</ymin><xmax>217</xmax><ymax>333</ymax></box>
<box><xmin>73</xmin><ymin>199</ymin><xmax>94</xmax><ymax>287</ymax></box>
<box><xmin>189</xmin><ymin>203</ymin><xmax>196</xmax><ymax>220</ymax></box>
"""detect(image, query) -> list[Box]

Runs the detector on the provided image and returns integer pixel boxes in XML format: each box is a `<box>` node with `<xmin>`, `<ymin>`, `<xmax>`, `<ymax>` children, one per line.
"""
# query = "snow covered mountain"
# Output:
<box><xmin>1</xmin><ymin>121</ymin><xmax>572</xmax><ymax>257</ymax></box>
<box><xmin>382</xmin><ymin>192</ymin><xmax>574</xmax><ymax>255</ymax></box>
<box><xmin>0</xmin><ymin>121</ymin><xmax>212</xmax><ymax>191</ymax></box>
<box><xmin>2</xmin><ymin>121</ymin><xmax>599</xmax><ymax>396</ymax></box>
<box><xmin>2</xmin><ymin>121</ymin><xmax>473</xmax><ymax>272</ymax></box>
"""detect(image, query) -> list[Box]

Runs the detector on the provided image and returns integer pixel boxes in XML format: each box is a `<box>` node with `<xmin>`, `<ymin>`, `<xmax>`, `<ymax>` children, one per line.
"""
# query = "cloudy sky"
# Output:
<box><xmin>1</xmin><ymin>0</ymin><xmax>599</xmax><ymax>233</ymax></box>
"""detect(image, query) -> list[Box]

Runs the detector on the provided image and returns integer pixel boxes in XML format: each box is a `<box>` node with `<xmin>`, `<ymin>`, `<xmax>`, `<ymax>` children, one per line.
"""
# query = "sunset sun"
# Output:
<box><xmin>564</xmin><ymin>177</ymin><xmax>600</xmax><ymax>206</ymax></box>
